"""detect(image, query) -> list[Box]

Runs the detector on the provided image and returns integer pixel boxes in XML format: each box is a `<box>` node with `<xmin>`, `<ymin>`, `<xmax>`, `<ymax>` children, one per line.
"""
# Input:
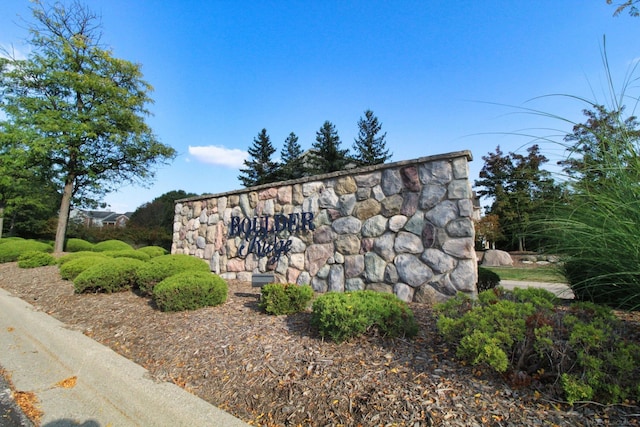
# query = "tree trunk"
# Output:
<box><xmin>0</xmin><ymin>204</ymin><xmax>4</xmax><ymax>239</ymax></box>
<box><xmin>54</xmin><ymin>178</ymin><xmax>74</xmax><ymax>253</ymax></box>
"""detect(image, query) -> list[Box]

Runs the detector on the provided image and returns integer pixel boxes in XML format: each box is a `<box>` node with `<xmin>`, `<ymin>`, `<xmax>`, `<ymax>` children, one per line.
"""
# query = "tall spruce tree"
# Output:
<box><xmin>238</xmin><ymin>128</ymin><xmax>279</xmax><ymax>187</ymax></box>
<box><xmin>278</xmin><ymin>132</ymin><xmax>305</xmax><ymax>180</ymax></box>
<box><xmin>353</xmin><ymin>109</ymin><xmax>392</xmax><ymax>165</ymax></box>
<box><xmin>310</xmin><ymin>121</ymin><xmax>350</xmax><ymax>174</ymax></box>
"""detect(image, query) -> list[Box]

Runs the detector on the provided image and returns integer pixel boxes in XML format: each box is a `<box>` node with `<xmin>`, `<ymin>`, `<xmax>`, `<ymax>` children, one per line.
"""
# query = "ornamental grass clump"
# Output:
<box><xmin>436</xmin><ymin>287</ymin><xmax>640</xmax><ymax>405</ymax></box>
<box><xmin>74</xmin><ymin>257</ymin><xmax>145</xmax><ymax>293</ymax></box>
<box><xmin>17</xmin><ymin>251</ymin><xmax>56</xmax><ymax>268</ymax></box>
<box><xmin>259</xmin><ymin>283</ymin><xmax>313</xmax><ymax>315</ymax></box>
<box><xmin>153</xmin><ymin>271</ymin><xmax>228</xmax><ymax>312</ymax></box>
<box><xmin>0</xmin><ymin>239</ymin><xmax>53</xmax><ymax>263</ymax></box>
<box><xmin>311</xmin><ymin>291</ymin><xmax>418</xmax><ymax>343</ymax></box>
<box><xmin>135</xmin><ymin>254</ymin><xmax>211</xmax><ymax>295</ymax></box>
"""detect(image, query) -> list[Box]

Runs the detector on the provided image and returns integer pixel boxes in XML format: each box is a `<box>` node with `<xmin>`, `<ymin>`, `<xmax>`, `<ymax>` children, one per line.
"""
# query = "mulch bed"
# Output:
<box><xmin>1</xmin><ymin>261</ymin><xmax>639</xmax><ymax>426</ymax></box>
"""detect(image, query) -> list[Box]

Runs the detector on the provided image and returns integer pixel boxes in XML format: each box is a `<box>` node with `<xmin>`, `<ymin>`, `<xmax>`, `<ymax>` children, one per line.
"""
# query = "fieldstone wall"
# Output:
<box><xmin>172</xmin><ymin>150</ymin><xmax>477</xmax><ymax>303</ymax></box>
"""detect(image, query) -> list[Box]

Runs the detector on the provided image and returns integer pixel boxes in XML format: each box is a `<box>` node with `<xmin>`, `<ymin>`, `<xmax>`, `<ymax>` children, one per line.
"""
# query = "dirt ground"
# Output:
<box><xmin>1</xmin><ymin>261</ymin><xmax>639</xmax><ymax>426</ymax></box>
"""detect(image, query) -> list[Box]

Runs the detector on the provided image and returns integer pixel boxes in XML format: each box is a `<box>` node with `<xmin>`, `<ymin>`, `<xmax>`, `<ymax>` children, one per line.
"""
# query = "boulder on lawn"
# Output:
<box><xmin>481</xmin><ymin>249</ymin><xmax>513</xmax><ymax>267</ymax></box>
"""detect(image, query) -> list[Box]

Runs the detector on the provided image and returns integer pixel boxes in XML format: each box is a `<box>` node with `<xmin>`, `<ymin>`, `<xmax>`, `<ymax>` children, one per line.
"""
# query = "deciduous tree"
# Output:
<box><xmin>0</xmin><ymin>1</ymin><xmax>176</xmax><ymax>252</ymax></box>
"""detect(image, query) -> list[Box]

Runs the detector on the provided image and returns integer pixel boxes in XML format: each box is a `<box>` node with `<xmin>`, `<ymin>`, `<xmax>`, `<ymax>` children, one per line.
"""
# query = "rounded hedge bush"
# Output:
<box><xmin>74</xmin><ymin>257</ymin><xmax>145</xmax><ymax>293</ymax></box>
<box><xmin>135</xmin><ymin>254</ymin><xmax>211</xmax><ymax>295</ymax></box>
<box><xmin>153</xmin><ymin>271</ymin><xmax>228</xmax><ymax>312</ymax></box>
<box><xmin>92</xmin><ymin>239</ymin><xmax>133</xmax><ymax>252</ymax></box>
<box><xmin>477</xmin><ymin>267</ymin><xmax>501</xmax><ymax>292</ymax></box>
<box><xmin>259</xmin><ymin>283</ymin><xmax>314</xmax><ymax>315</ymax></box>
<box><xmin>59</xmin><ymin>255</ymin><xmax>110</xmax><ymax>280</ymax></box>
<box><xmin>65</xmin><ymin>238</ymin><xmax>94</xmax><ymax>252</ymax></box>
<box><xmin>101</xmin><ymin>250</ymin><xmax>151</xmax><ymax>261</ymax></box>
<box><xmin>17</xmin><ymin>251</ymin><xmax>56</xmax><ymax>268</ymax></box>
<box><xmin>0</xmin><ymin>239</ymin><xmax>53</xmax><ymax>263</ymax></box>
<box><xmin>137</xmin><ymin>246</ymin><xmax>168</xmax><ymax>258</ymax></box>
<box><xmin>311</xmin><ymin>291</ymin><xmax>419</xmax><ymax>342</ymax></box>
<box><xmin>57</xmin><ymin>251</ymin><xmax>107</xmax><ymax>266</ymax></box>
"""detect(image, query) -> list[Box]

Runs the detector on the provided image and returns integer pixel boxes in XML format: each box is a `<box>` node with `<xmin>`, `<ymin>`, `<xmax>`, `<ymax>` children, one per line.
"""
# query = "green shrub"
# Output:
<box><xmin>17</xmin><ymin>251</ymin><xmax>56</xmax><ymax>268</ymax></box>
<box><xmin>57</xmin><ymin>251</ymin><xmax>107</xmax><ymax>266</ymax></box>
<box><xmin>436</xmin><ymin>288</ymin><xmax>640</xmax><ymax>405</ymax></box>
<box><xmin>92</xmin><ymin>239</ymin><xmax>133</xmax><ymax>252</ymax></box>
<box><xmin>311</xmin><ymin>291</ymin><xmax>418</xmax><ymax>343</ymax></box>
<box><xmin>153</xmin><ymin>271</ymin><xmax>228</xmax><ymax>312</ymax></box>
<box><xmin>0</xmin><ymin>239</ymin><xmax>53</xmax><ymax>263</ymax></box>
<box><xmin>135</xmin><ymin>254</ymin><xmax>211</xmax><ymax>295</ymax></box>
<box><xmin>137</xmin><ymin>246</ymin><xmax>168</xmax><ymax>258</ymax></box>
<box><xmin>102</xmin><ymin>250</ymin><xmax>151</xmax><ymax>261</ymax></box>
<box><xmin>259</xmin><ymin>283</ymin><xmax>313</xmax><ymax>315</ymax></box>
<box><xmin>477</xmin><ymin>267</ymin><xmax>500</xmax><ymax>292</ymax></box>
<box><xmin>74</xmin><ymin>258</ymin><xmax>145</xmax><ymax>293</ymax></box>
<box><xmin>65</xmin><ymin>238</ymin><xmax>94</xmax><ymax>252</ymax></box>
<box><xmin>59</xmin><ymin>255</ymin><xmax>110</xmax><ymax>280</ymax></box>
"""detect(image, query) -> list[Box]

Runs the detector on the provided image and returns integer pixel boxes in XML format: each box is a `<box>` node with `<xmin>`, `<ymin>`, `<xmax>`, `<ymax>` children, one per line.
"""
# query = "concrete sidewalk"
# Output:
<box><xmin>499</xmin><ymin>280</ymin><xmax>575</xmax><ymax>299</ymax></box>
<box><xmin>0</xmin><ymin>287</ymin><xmax>249</xmax><ymax>427</ymax></box>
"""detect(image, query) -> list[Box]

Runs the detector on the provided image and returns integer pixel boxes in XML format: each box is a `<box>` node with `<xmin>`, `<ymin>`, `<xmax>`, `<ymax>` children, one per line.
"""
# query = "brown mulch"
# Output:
<box><xmin>1</xmin><ymin>262</ymin><xmax>639</xmax><ymax>426</ymax></box>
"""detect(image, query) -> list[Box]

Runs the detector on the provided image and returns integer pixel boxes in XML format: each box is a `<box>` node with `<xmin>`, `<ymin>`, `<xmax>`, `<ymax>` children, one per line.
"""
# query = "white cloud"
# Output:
<box><xmin>188</xmin><ymin>145</ymin><xmax>248</xmax><ymax>168</ymax></box>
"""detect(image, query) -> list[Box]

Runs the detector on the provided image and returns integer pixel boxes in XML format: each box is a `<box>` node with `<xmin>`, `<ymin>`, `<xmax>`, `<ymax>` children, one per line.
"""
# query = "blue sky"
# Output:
<box><xmin>2</xmin><ymin>1</ymin><xmax>640</xmax><ymax>213</ymax></box>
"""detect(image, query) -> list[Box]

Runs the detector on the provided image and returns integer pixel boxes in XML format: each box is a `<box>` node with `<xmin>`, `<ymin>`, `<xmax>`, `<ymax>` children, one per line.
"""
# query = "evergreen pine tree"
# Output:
<box><xmin>277</xmin><ymin>132</ymin><xmax>305</xmax><ymax>180</ymax></box>
<box><xmin>238</xmin><ymin>128</ymin><xmax>279</xmax><ymax>187</ymax></box>
<box><xmin>310</xmin><ymin>121</ymin><xmax>350</xmax><ymax>174</ymax></box>
<box><xmin>353</xmin><ymin>109</ymin><xmax>391</xmax><ymax>165</ymax></box>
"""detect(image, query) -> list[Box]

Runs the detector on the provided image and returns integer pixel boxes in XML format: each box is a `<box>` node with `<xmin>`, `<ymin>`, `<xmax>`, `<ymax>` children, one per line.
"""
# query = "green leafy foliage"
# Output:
<box><xmin>57</xmin><ymin>251</ymin><xmax>106</xmax><ymax>265</ymax></box>
<box><xmin>311</xmin><ymin>291</ymin><xmax>418</xmax><ymax>343</ymax></box>
<box><xmin>59</xmin><ymin>255</ymin><xmax>109</xmax><ymax>280</ymax></box>
<box><xmin>153</xmin><ymin>271</ymin><xmax>228</xmax><ymax>312</ymax></box>
<box><xmin>436</xmin><ymin>288</ymin><xmax>640</xmax><ymax>405</ymax></box>
<box><xmin>74</xmin><ymin>258</ymin><xmax>145</xmax><ymax>293</ymax></box>
<box><xmin>477</xmin><ymin>267</ymin><xmax>501</xmax><ymax>292</ymax></box>
<box><xmin>0</xmin><ymin>2</ymin><xmax>176</xmax><ymax>252</ymax></box>
<box><xmin>0</xmin><ymin>239</ymin><xmax>53</xmax><ymax>263</ymax></box>
<box><xmin>259</xmin><ymin>283</ymin><xmax>314</xmax><ymax>315</ymax></box>
<box><xmin>92</xmin><ymin>240</ymin><xmax>133</xmax><ymax>252</ymax></box>
<box><xmin>17</xmin><ymin>251</ymin><xmax>56</xmax><ymax>268</ymax></box>
<box><xmin>135</xmin><ymin>254</ymin><xmax>211</xmax><ymax>295</ymax></box>
<box><xmin>136</xmin><ymin>246</ymin><xmax>168</xmax><ymax>258</ymax></box>
<box><xmin>65</xmin><ymin>238</ymin><xmax>94</xmax><ymax>252</ymax></box>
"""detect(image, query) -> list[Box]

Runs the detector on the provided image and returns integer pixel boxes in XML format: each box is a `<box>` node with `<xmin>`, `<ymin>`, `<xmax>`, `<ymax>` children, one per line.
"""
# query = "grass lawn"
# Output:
<box><xmin>484</xmin><ymin>266</ymin><xmax>566</xmax><ymax>283</ymax></box>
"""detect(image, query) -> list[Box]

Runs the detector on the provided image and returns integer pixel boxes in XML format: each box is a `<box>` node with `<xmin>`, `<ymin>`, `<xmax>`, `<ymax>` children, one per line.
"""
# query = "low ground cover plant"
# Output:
<box><xmin>65</xmin><ymin>238</ymin><xmax>94</xmax><ymax>252</ymax></box>
<box><xmin>0</xmin><ymin>239</ymin><xmax>53</xmax><ymax>263</ymax></box>
<box><xmin>436</xmin><ymin>287</ymin><xmax>640</xmax><ymax>405</ymax></box>
<box><xmin>74</xmin><ymin>257</ymin><xmax>145</xmax><ymax>293</ymax></box>
<box><xmin>135</xmin><ymin>254</ymin><xmax>211</xmax><ymax>295</ymax></box>
<box><xmin>259</xmin><ymin>283</ymin><xmax>313</xmax><ymax>315</ymax></box>
<box><xmin>17</xmin><ymin>251</ymin><xmax>56</xmax><ymax>268</ymax></box>
<box><xmin>311</xmin><ymin>290</ymin><xmax>418</xmax><ymax>342</ymax></box>
<box><xmin>153</xmin><ymin>271</ymin><xmax>228</xmax><ymax>312</ymax></box>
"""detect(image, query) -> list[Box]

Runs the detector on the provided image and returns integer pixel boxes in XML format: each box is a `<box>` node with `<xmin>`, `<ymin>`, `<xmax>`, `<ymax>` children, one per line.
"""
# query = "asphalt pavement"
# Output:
<box><xmin>0</xmin><ymin>287</ymin><xmax>249</xmax><ymax>427</ymax></box>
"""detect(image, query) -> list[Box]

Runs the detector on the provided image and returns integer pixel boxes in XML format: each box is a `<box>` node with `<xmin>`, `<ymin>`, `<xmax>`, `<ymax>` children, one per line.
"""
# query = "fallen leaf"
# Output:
<box><xmin>55</xmin><ymin>376</ymin><xmax>78</xmax><ymax>389</ymax></box>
